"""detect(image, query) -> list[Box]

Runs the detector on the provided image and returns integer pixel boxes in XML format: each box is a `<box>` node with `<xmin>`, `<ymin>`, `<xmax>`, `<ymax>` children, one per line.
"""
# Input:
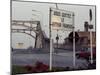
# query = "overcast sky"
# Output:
<box><xmin>12</xmin><ymin>1</ymin><xmax>96</xmax><ymax>49</ymax></box>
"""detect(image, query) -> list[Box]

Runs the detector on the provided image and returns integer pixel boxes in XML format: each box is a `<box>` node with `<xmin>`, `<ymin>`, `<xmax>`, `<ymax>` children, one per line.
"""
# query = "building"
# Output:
<box><xmin>64</xmin><ymin>31</ymin><xmax>96</xmax><ymax>51</ymax></box>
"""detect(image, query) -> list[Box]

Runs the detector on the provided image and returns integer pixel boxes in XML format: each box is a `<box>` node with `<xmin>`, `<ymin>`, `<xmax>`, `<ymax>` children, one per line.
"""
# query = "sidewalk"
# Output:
<box><xmin>53</xmin><ymin>52</ymin><xmax>73</xmax><ymax>57</ymax></box>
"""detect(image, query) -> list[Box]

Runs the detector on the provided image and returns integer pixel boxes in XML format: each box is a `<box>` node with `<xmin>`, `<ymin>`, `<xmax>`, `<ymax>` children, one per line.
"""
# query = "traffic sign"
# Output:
<box><xmin>51</xmin><ymin>8</ymin><xmax>74</xmax><ymax>30</ymax></box>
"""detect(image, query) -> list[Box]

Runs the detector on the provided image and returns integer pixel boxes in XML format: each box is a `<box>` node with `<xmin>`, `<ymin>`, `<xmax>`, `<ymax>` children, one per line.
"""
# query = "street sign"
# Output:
<box><xmin>89</xmin><ymin>25</ymin><xmax>93</xmax><ymax>29</ymax></box>
<box><xmin>51</xmin><ymin>8</ymin><xmax>74</xmax><ymax>30</ymax></box>
<box><xmin>68</xmin><ymin>32</ymin><xmax>79</xmax><ymax>43</ymax></box>
<box><xmin>89</xmin><ymin>9</ymin><xmax>92</xmax><ymax>21</ymax></box>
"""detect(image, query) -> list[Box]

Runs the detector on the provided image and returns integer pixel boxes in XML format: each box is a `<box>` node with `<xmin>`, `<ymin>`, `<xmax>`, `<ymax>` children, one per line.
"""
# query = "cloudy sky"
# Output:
<box><xmin>11</xmin><ymin>1</ymin><xmax>96</xmax><ymax>49</ymax></box>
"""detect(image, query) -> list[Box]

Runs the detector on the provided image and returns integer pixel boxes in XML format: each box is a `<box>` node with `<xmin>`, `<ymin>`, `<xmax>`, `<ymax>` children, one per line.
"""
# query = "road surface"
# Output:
<box><xmin>12</xmin><ymin>49</ymin><xmax>88</xmax><ymax>69</ymax></box>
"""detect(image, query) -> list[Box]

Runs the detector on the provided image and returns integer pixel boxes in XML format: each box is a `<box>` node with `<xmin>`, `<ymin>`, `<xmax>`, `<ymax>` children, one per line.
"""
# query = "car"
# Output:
<box><xmin>76</xmin><ymin>47</ymin><xmax>96</xmax><ymax>60</ymax></box>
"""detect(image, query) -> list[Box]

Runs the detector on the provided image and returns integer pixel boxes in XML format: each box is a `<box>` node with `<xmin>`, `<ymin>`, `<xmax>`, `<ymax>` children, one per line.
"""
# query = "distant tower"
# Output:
<box><xmin>84</xmin><ymin>21</ymin><xmax>89</xmax><ymax>32</ymax></box>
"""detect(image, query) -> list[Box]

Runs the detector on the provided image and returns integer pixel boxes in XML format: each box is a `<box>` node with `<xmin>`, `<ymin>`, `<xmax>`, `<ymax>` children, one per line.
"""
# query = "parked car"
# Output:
<box><xmin>76</xmin><ymin>47</ymin><xmax>96</xmax><ymax>60</ymax></box>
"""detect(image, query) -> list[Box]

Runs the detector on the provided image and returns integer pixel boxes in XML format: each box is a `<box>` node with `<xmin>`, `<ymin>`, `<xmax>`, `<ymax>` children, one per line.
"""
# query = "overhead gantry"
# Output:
<box><xmin>11</xmin><ymin>20</ymin><xmax>43</xmax><ymax>48</ymax></box>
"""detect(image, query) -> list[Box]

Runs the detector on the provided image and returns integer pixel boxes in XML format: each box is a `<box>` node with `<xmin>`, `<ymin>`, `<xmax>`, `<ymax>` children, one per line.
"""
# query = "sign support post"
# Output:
<box><xmin>90</xmin><ymin>30</ymin><xmax>93</xmax><ymax>64</ymax></box>
<box><xmin>72</xmin><ymin>13</ymin><xmax>76</xmax><ymax>68</ymax></box>
<box><xmin>49</xmin><ymin>7</ymin><xmax>75</xmax><ymax>70</ymax></box>
<box><xmin>89</xmin><ymin>9</ymin><xmax>93</xmax><ymax>64</ymax></box>
<box><xmin>49</xmin><ymin>8</ymin><xmax>53</xmax><ymax>71</ymax></box>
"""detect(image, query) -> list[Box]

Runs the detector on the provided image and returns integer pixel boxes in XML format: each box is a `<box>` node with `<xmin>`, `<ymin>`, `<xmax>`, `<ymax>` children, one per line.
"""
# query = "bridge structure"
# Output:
<box><xmin>11</xmin><ymin>20</ymin><xmax>47</xmax><ymax>49</ymax></box>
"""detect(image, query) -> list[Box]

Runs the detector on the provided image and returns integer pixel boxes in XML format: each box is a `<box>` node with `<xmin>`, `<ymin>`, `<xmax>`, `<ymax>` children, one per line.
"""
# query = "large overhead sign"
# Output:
<box><xmin>51</xmin><ymin>8</ymin><xmax>74</xmax><ymax>30</ymax></box>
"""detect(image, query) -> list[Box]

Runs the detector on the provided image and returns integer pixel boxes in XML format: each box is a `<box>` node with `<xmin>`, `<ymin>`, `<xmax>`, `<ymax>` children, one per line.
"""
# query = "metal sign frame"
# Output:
<box><xmin>49</xmin><ymin>7</ymin><xmax>76</xmax><ymax>70</ymax></box>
